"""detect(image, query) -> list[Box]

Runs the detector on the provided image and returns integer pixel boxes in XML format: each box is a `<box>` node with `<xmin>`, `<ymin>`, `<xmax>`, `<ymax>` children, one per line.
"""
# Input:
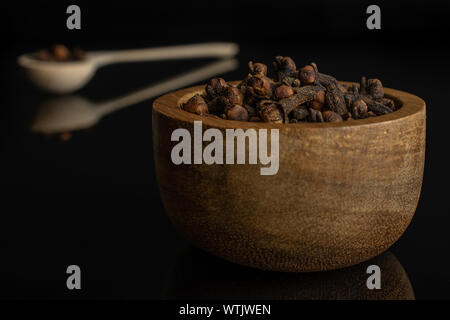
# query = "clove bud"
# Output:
<box><xmin>227</xmin><ymin>105</ymin><xmax>249</xmax><ymax>121</ymax></box>
<box><xmin>274</xmin><ymin>85</ymin><xmax>294</xmax><ymax>100</ymax></box>
<box><xmin>206</xmin><ymin>78</ymin><xmax>228</xmax><ymax>99</ymax></box>
<box><xmin>246</xmin><ymin>74</ymin><xmax>274</xmax><ymax>99</ymax></box>
<box><xmin>367</xmin><ymin>79</ymin><xmax>384</xmax><ymax>99</ymax></box>
<box><xmin>323</xmin><ymin>110</ymin><xmax>343</xmax><ymax>122</ymax></box>
<box><xmin>352</xmin><ymin>99</ymin><xmax>368</xmax><ymax>119</ymax></box>
<box><xmin>182</xmin><ymin>94</ymin><xmax>209</xmax><ymax>115</ymax></box>
<box><xmin>259</xmin><ymin>101</ymin><xmax>283</xmax><ymax>123</ymax></box>
<box><xmin>248</xmin><ymin>61</ymin><xmax>268</xmax><ymax>76</ymax></box>
<box><xmin>299</xmin><ymin>65</ymin><xmax>316</xmax><ymax>85</ymax></box>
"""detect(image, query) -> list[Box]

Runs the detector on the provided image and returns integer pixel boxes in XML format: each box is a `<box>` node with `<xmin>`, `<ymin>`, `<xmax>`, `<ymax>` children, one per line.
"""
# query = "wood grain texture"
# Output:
<box><xmin>152</xmin><ymin>82</ymin><xmax>426</xmax><ymax>272</ymax></box>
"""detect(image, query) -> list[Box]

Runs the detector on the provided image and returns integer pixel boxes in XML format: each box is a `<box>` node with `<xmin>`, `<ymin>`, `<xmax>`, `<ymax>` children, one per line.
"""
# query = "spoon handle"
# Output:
<box><xmin>90</xmin><ymin>42</ymin><xmax>239</xmax><ymax>66</ymax></box>
<box><xmin>96</xmin><ymin>58</ymin><xmax>238</xmax><ymax>116</ymax></box>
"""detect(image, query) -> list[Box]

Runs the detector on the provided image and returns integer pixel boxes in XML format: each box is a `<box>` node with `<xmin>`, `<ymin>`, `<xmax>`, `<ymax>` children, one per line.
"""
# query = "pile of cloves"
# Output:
<box><xmin>34</xmin><ymin>44</ymin><xmax>85</xmax><ymax>62</ymax></box>
<box><xmin>181</xmin><ymin>56</ymin><xmax>398</xmax><ymax>123</ymax></box>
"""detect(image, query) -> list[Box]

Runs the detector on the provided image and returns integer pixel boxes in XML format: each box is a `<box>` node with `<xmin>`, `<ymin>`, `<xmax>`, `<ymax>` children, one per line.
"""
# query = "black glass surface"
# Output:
<box><xmin>1</xmin><ymin>1</ymin><xmax>449</xmax><ymax>300</ymax></box>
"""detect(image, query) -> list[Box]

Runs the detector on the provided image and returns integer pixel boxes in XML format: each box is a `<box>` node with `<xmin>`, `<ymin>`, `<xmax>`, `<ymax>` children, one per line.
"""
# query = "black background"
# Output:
<box><xmin>1</xmin><ymin>0</ymin><xmax>449</xmax><ymax>300</ymax></box>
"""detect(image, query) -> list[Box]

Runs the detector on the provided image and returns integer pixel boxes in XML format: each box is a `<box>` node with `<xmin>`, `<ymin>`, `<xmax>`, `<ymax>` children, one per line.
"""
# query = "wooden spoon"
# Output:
<box><xmin>30</xmin><ymin>58</ymin><xmax>238</xmax><ymax>134</ymax></box>
<box><xmin>18</xmin><ymin>42</ymin><xmax>239</xmax><ymax>94</ymax></box>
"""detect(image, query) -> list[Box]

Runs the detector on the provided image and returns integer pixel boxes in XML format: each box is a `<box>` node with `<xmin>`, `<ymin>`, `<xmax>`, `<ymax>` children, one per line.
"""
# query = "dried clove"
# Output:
<box><xmin>181</xmin><ymin>56</ymin><xmax>398</xmax><ymax>123</ymax></box>
<box><xmin>182</xmin><ymin>94</ymin><xmax>209</xmax><ymax>115</ymax></box>
<box><xmin>344</xmin><ymin>77</ymin><xmax>394</xmax><ymax>117</ymax></box>
<box><xmin>299</xmin><ymin>65</ymin><xmax>316</xmax><ymax>85</ymax></box>
<box><xmin>274</xmin><ymin>84</ymin><xmax>294</xmax><ymax>100</ymax></box>
<box><xmin>323</xmin><ymin>110</ymin><xmax>343</xmax><ymax>122</ymax></box>
<box><xmin>246</xmin><ymin>74</ymin><xmax>274</xmax><ymax>100</ymax></box>
<box><xmin>206</xmin><ymin>78</ymin><xmax>228</xmax><ymax>99</ymax></box>
<box><xmin>52</xmin><ymin>44</ymin><xmax>70</xmax><ymax>60</ymax></box>
<box><xmin>309</xmin><ymin>90</ymin><xmax>326</xmax><ymax>111</ymax></box>
<box><xmin>248</xmin><ymin>61</ymin><xmax>268</xmax><ymax>76</ymax></box>
<box><xmin>306</xmin><ymin>62</ymin><xmax>348</xmax><ymax>116</ymax></box>
<box><xmin>314</xmin><ymin>90</ymin><xmax>326</xmax><ymax>104</ymax></box>
<box><xmin>259</xmin><ymin>101</ymin><xmax>283</xmax><ymax>123</ymax></box>
<box><xmin>351</xmin><ymin>99</ymin><xmax>368</xmax><ymax>119</ymax></box>
<box><xmin>223</xmin><ymin>86</ymin><xmax>244</xmax><ymax>106</ymax></box>
<box><xmin>34</xmin><ymin>44</ymin><xmax>85</xmax><ymax>61</ymax></box>
<box><xmin>273</xmin><ymin>56</ymin><xmax>298</xmax><ymax>86</ymax></box>
<box><xmin>279</xmin><ymin>86</ymin><xmax>323</xmax><ymax>122</ymax></box>
<box><xmin>292</xmin><ymin>106</ymin><xmax>309</xmax><ymax>121</ymax></box>
<box><xmin>364</xmin><ymin>100</ymin><xmax>393</xmax><ymax>115</ymax></box>
<box><xmin>308</xmin><ymin>108</ymin><xmax>324</xmax><ymax>122</ymax></box>
<box><xmin>227</xmin><ymin>105</ymin><xmax>249</xmax><ymax>121</ymax></box>
<box><xmin>377</xmin><ymin>97</ymin><xmax>395</xmax><ymax>110</ymax></box>
<box><xmin>367</xmin><ymin>78</ymin><xmax>384</xmax><ymax>99</ymax></box>
<box><xmin>309</xmin><ymin>100</ymin><xmax>324</xmax><ymax>111</ymax></box>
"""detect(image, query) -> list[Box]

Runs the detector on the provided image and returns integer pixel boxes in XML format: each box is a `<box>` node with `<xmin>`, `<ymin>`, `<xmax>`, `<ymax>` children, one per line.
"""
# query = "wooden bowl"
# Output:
<box><xmin>152</xmin><ymin>82</ymin><xmax>426</xmax><ymax>272</ymax></box>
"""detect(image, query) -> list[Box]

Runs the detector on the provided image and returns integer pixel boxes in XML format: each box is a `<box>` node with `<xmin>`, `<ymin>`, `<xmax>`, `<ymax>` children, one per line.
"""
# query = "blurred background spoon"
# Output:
<box><xmin>29</xmin><ymin>58</ymin><xmax>238</xmax><ymax>134</ymax></box>
<box><xmin>18</xmin><ymin>42</ymin><xmax>239</xmax><ymax>94</ymax></box>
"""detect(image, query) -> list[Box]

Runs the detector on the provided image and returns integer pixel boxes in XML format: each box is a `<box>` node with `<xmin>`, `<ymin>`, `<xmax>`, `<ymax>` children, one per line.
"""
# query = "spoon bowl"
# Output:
<box><xmin>18</xmin><ymin>54</ymin><xmax>97</xmax><ymax>94</ymax></box>
<box><xmin>30</xmin><ymin>95</ymin><xmax>100</xmax><ymax>133</ymax></box>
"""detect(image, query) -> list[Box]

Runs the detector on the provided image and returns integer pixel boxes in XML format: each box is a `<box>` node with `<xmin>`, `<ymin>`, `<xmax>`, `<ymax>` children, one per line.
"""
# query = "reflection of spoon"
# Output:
<box><xmin>18</xmin><ymin>42</ymin><xmax>239</xmax><ymax>94</ymax></box>
<box><xmin>164</xmin><ymin>247</ymin><xmax>414</xmax><ymax>300</ymax></box>
<box><xmin>30</xmin><ymin>58</ymin><xmax>238</xmax><ymax>134</ymax></box>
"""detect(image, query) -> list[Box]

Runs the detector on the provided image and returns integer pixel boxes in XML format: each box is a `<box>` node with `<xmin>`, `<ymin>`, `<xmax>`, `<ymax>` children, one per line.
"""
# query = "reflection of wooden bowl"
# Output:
<box><xmin>165</xmin><ymin>248</ymin><xmax>415</xmax><ymax>300</ymax></box>
<box><xmin>152</xmin><ymin>82</ymin><xmax>426</xmax><ymax>272</ymax></box>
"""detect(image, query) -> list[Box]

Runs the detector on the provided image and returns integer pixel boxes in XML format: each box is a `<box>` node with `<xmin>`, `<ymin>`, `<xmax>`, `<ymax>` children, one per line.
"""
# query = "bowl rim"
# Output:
<box><xmin>153</xmin><ymin>81</ymin><xmax>426</xmax><ymax>129</ymax></box>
